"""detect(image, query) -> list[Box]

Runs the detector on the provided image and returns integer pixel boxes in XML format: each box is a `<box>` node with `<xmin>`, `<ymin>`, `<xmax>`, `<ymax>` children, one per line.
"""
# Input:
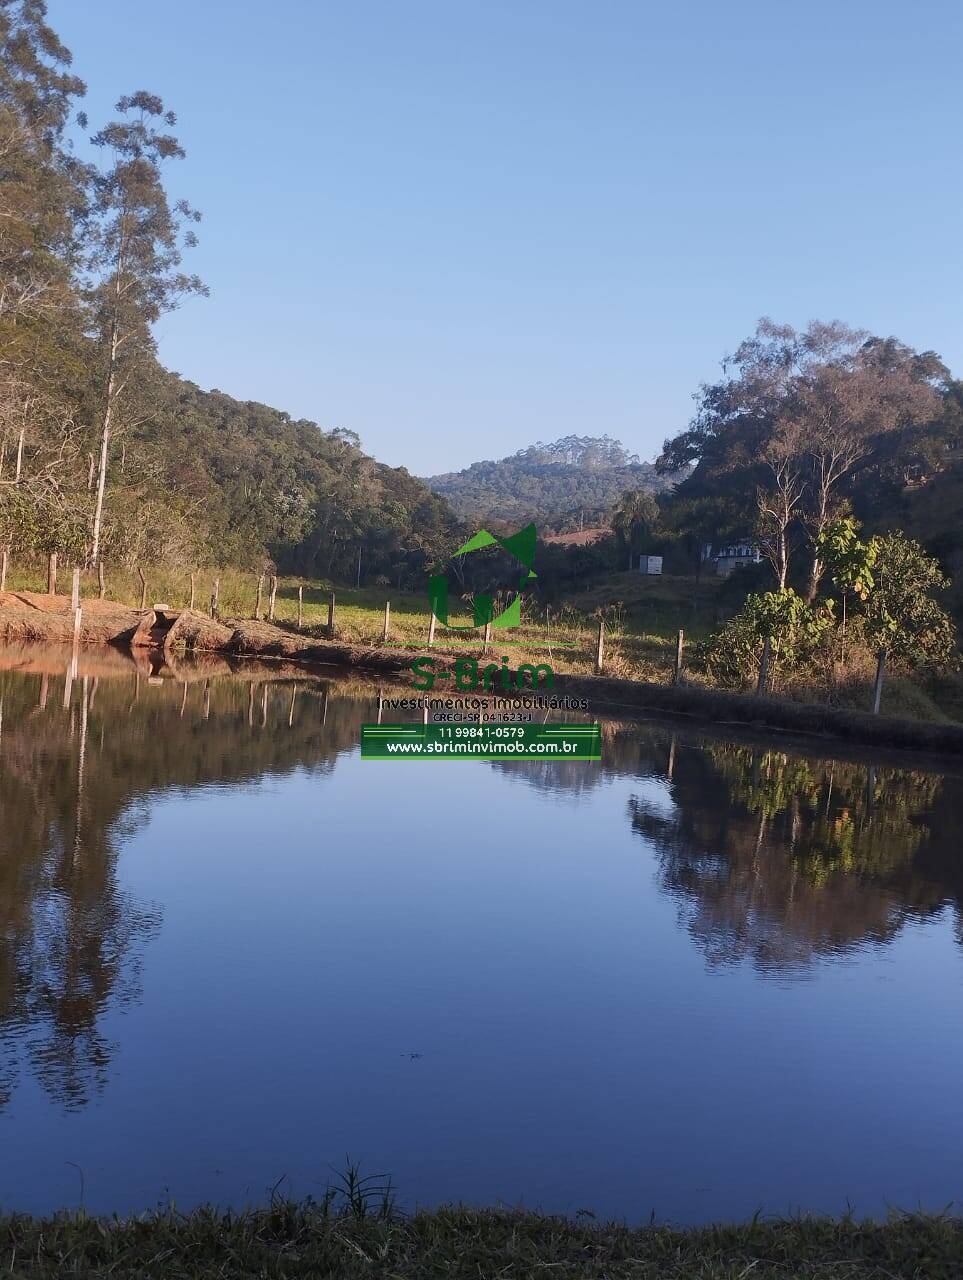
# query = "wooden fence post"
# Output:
<box><xmin>327</xmin><ymin>591</ymin><xmax>336</xmax><ymax>634</ymax></box>
<box><xmin>72</xmin><ymin>604</ymin><xmax>82</xmax><ymax>652</ymax></box>
<box><xmin>872</xmin><ymin>648</ymin><xmax>886</xmax><ymax>714</ymax></box>
<box><xmin>382</xmin><ymin>600</ymin><xmax>391</xmax><ymax>642</ymax></box>
<box><xmin>0</xmin><ymin>546</ymin><xmax>8</xmax><ymax>592</ymax></box>
<box><xmin>756</xmin><ymin>636</ymin><xmax>772</xmax><ymax>695</ymax></box>
<box><xmin>189</xmin><ymin>572</ymin><xmax>196</xmax><ymax>610</ymax></box>
<box><xmin>71</xmin><ymin>567</ymin><xmax>80</xmax><ymax>612</ymax></box>
<box><xmin>47</xmin><ymin>551</ymin><xmax>57</xmax><ymax>595</ymax></box>
<box><xmin>268</xmin><ymin>575</ymin><xmax>278</xmax><ymax>622</ymax></box>
<box><xmin>211</xmin><ymin>576</ymin><xmax>220</xmax><ymax>619</ymax></box>
<box><xmin>674</xmin><ymin>628</ymin><xmax>685</xmax><ymax>685</ymax></box>
<box><xmin>297</xmin><ymin>585</ymin><xmax>303</xmax><ymax>630</ymax></box>
<box><xmin>98</xmin><ymin>560</ymin><xmax>106</xmax><ymax>599</ymax></box>
<box><xmin>254</xmin><ymin>575</ymin><xmax>264</xmax><ymax>620</ymax></box>
<box><xmin>137</xmin><ymin>567</ymin><xmax>147</xmax><ymax>610</ymax></box>
<box><xmin>427</xmin><ymin>611</ymin><xmax>436</xmax><ymax>648</ymax></box>
<box><xmin>595</xmin><ymin>617</ymin><xmax>605</xmax><ymax>674</ymax></box>
<box><xmin>483</xmin><ymin>619</ymin><xmax>493</xmax><ymax>654</ymax></box>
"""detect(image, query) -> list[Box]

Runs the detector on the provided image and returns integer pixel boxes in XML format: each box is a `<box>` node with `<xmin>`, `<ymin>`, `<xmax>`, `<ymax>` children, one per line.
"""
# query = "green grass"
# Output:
<box><xmin>1</xmin><ymin>1200</ymin><xmax>961</xmax><ymax>1278</ymax></box>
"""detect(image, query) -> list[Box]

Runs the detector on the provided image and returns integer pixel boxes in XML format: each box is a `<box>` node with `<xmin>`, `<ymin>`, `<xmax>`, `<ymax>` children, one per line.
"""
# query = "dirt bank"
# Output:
<box><xmin>0</xmin><ymin>595</ymin><xmax>233</xmax><ymax>652</ymax></box>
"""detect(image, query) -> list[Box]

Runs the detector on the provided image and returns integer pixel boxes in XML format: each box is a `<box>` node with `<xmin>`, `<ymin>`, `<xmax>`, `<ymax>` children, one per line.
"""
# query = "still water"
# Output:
<box><xmin>1</xmin><ymin>646</ymin><xmax>962</xmax><ymax>1223</ymax></box>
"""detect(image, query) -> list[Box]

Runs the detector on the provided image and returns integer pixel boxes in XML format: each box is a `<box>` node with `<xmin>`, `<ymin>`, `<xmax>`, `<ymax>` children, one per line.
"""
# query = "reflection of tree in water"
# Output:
<box><xmin>496</xmin><ymin>721</ymin><xmax>666</xmax><ymax>797</ymax></box>
<box><xmin>629</xmin><ymin>742</ymin><xmax>956</xmax><ymax>975</ymax></box>
<box><xmin>0</xmin><ymin>664</ymin><xmax>372</xmax><ymax>1110</ymax></box>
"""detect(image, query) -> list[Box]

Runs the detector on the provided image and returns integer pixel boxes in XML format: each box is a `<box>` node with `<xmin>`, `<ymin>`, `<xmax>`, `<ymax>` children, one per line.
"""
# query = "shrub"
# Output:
<box><xmin>701</xmin><ymin>589</ymin><xmax>835</xmax><ymax>689</ymax></box>
<box><xmin>864</xmin><ymin>531</ymin><xmax>957</xmax><ymax>670</ymax></box>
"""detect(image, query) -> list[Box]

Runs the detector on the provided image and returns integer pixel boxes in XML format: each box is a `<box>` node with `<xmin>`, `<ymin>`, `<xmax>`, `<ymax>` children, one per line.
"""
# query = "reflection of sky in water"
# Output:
<box><xmin>1</xmin><ymin>664</ymin><xmax>962</xmax><ymax>1224</ymax></box>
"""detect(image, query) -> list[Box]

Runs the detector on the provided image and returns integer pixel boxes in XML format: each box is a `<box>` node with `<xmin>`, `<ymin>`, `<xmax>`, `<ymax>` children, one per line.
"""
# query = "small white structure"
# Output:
<box><xmin>703</xmin><ymin>541</ymin><xmax>761</xmax><ymax>577</ymax></box>
<box><xmin>638</xmin><ymin>555</ymin><xmax>663</xmax><ymax>575</ymax></box>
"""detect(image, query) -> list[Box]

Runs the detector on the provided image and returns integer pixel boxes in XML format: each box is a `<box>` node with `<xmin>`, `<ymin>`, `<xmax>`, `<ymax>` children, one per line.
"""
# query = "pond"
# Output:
<box><xmin>1</xmin><ymin>646</ymin><xmax>962</xmax><ymax>1223</ymax></box>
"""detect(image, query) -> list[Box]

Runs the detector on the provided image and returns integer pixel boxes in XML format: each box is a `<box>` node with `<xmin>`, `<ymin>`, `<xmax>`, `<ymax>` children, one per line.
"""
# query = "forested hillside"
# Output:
<box><xmin>425</xmin><ymin>435</ymin><xmax>680</xmax><ymax>531</ymax></box>
<box><xmin>0</xmin><ymin>1</ymin><xmax>459</xmax><ymax>588</ymax></box>
<box><xmin>127</xmin><ymin>374</ymin><xmax>460</xmax><ymax>581</ymax></box>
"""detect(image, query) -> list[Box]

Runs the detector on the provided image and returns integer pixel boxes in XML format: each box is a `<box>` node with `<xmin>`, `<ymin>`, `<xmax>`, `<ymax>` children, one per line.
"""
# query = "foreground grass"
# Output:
<box><xmin>1</xmin><ymin>1203</ymin><xmax>962</xmax><ymax>1278</ymax></box>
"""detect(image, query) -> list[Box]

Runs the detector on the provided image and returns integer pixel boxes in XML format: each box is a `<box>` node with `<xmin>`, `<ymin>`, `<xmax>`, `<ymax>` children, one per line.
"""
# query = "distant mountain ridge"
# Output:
<box><xmin>424</xmin><ymin>435</ymin><xmax>680</xmax><ymax>531</ymax></box>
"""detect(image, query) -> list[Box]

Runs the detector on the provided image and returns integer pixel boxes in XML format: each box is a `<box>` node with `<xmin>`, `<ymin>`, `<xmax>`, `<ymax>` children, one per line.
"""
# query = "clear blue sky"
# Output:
<box><xmin>49</xmin><ymin>0</ymin><xmax>963</xmax><ymax>475</ymax></box>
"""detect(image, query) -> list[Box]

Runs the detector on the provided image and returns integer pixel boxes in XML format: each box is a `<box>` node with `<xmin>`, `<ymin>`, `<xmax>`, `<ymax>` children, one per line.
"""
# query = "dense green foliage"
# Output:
<box><xmin>702</xmin><ymin>589</ymin><xmax>836</xmax><ymax>688</ymax></box>
<box><xmin>132</xmin><ymin>375</ymin><xmax>461</xmax><ymax>580</ymax></box>
<box><xmin>0</xmin><ymin>1</ymin><xmax>460</xmax><ymax>585</ymax></box>
<box><xmin>864</xmin><ymin>530</ymin><xmax>957</xmax><ymax>665</ymax></box>
<box><xmin>700</xmin><ymin>524</ymin><xmax>956</xmax><ymax>690</ymax></box>
<box><xmin>426</xmin><ymin>434</ymin><xmax>680</xmax><ymax>531</ymax></box>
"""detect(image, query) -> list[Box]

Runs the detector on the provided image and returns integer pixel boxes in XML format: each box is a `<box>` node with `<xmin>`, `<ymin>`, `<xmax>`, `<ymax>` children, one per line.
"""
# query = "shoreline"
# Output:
<box><xmin>3</xmin><ymin>596</ymin><xmax>963</xmax><ymax>757</ymax></box>
<box><xmin>1</xmin><ymin>1202</ymin><xmax>961</xmax><ymax>1278</ymax></box>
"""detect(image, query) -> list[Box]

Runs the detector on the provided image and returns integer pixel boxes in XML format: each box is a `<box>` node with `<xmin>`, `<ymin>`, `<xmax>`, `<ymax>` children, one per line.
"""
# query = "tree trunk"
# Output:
<box><xmin>777</xmin><ymin>529</ymin><xmax>788</xmax><ymax>591</ymax></box>
<box><xmin>805</xmin><ymin>554</ymin><xmax>824</xmax><ymax>603</ymax></box>
<box><xmin>91</xmin><ymin>256</ymin><xmax>127</xmax><ymax>566</ymax></box>
<box><xmin>91</xmin><ymin>336</ymin><xmax>119</xmax><ymax>566</ymax></box>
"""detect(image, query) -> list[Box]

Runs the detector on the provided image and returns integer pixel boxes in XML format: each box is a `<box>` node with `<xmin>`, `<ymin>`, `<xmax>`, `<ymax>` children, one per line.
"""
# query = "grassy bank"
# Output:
<box><xmin>1</xmin><ymin>1202</ymin><xmax>961</xmax><ymax>1278</ymax></box>
<box><xmin>3</xmin><ymin>560</ymin><xmax>960</xmax><ymax>723</ymax></box>
<box><xmin>0</xmin><ymin>562</ymin><xmax>632</xmax><ymax>678</ymax></box>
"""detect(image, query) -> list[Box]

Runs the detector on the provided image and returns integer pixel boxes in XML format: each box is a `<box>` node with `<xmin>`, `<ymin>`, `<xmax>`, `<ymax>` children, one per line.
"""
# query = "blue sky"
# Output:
<box><xmin>49</xmin><ymin>0</ymin><xmax>963</xmax><ymax>474</ymax></box>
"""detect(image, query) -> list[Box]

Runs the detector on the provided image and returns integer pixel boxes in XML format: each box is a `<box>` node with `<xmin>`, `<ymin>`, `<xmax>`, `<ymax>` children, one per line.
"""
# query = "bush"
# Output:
<box><xmin>864</xmin><ymin>531</ymin><xmax>957</xmax><ymax>670</ymax></box>
<box><xmin>700</xmin><ymin>589</ymin><xmax>835</xmax><ymax>689</ymax></box>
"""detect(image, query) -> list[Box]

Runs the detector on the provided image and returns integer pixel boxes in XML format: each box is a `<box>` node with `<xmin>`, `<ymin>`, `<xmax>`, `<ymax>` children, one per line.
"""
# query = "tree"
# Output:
<box><xmin>611</xmin><ymin>489</ymin><xmax>660</xmax><ymax>568</ymax></box>
<box><xmin>700</xmin><ymin>588</ymin><xmax>834</xmax><ymax>689</ymax></box>
<box><xmin>793</xmin><ymin>336</ymin><xmax>945</xmax><ymax>599</ymax></box>
<box><xmin>755</xmin><ymin>426</ymin><xmax>805</xmax><ymax>590</ymax></box>
<box><xmin>659</xmin><ymin>319</ymin><xmax>946</xmax><ymax>598</ymax></box>
<box><xmin>815</xmin><ymin>515</ymin><xmax>877</xmax><ymax>636</ymax></box>
<box><xmin>86</xmin><ymin>91</ymin><xmax>206</xmax><ymax>564</ymax></box>
<box><xmin>0</xmin><ymin>1</ymin><xmax>89</xmax><ymax>552</ymax></box>
<box><xmin>0</xmin><ymin>0</ymin><xmax>86</xmax><ymax>332</ymax></box>
<box><xmin>864</xmin><ymin>531</ymin><xmax>956</xmax><ymax>668</ymax></box>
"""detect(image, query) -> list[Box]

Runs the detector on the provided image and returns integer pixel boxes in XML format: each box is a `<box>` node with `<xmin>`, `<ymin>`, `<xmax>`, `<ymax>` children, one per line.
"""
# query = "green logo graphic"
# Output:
<box><xmin>428</xmin><ymin>522</ymin><xmax>537</xmax><ymax>630</ymax></box>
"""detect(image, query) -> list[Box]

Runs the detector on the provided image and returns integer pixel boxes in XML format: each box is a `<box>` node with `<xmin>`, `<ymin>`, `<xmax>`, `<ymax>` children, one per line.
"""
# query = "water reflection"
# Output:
<box><xmin>0</xmin><ymin>639</ymin><xmax>961</xmax><ymax>1209</ymax></box>
<box><xmin>629</xmin><ymin>740</ymin><xmax>959</xmax><ymax>975</ymax></box>
<box><xmin>0</xmin><ymin>648</ymin><xmax>374</xmax><ymax>1111</ymax></box>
